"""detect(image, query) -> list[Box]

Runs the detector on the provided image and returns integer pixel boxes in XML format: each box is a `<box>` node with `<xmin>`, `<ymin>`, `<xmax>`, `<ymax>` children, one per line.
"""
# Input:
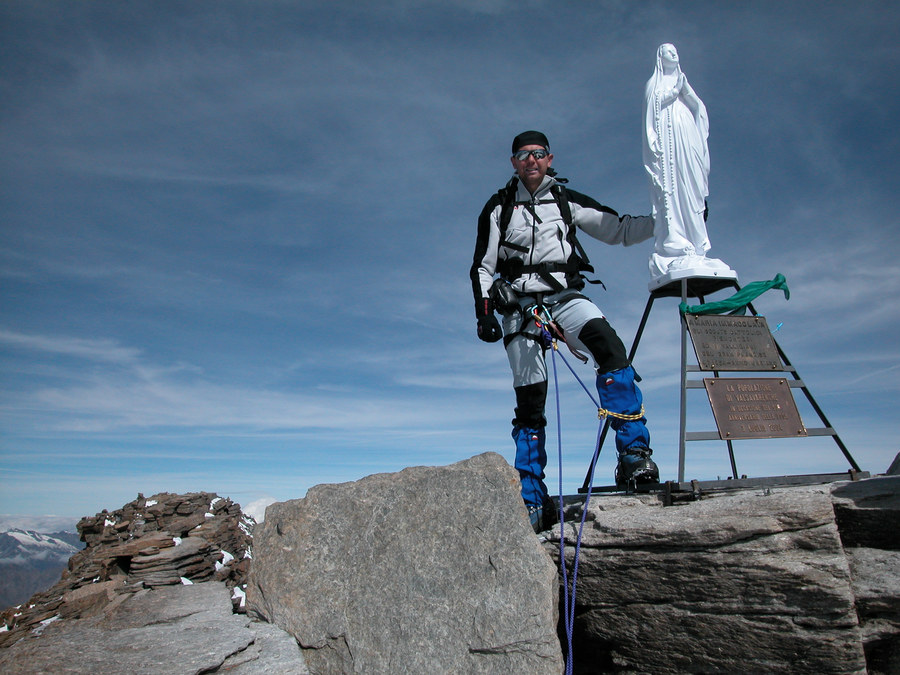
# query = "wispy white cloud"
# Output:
<box><xmin>0</xmin><ymin>329</ymin><xmax>142</xmax><ymax>365</ymax></box>
<box><xmin>0</xmin><ymin>324</ymin><xmax>506</xmax><ymax>436</ymax></box>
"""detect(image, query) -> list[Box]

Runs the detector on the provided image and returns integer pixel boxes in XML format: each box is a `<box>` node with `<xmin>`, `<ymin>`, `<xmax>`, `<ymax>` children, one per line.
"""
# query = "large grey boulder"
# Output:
<box><xmin>0</xmin><ymin>581</ymin><xmax>308</xmax><ymax>674</ymax></box>
<box><xmin>247</xmin><ymin>451</ymin><xmax>562</xmax><ymax>675</ymax></box>
<box><xmin>549</xmin><ymin>484</ymin><xmax>870</xmax><ymax>674</ymax></box>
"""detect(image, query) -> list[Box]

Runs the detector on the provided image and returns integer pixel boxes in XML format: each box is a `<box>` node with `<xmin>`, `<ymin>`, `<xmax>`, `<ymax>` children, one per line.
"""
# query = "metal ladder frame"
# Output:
<box><xmin>579</xmin><ymin>275</ymin><xmax>861</xmax><ymax>493</ymax></box>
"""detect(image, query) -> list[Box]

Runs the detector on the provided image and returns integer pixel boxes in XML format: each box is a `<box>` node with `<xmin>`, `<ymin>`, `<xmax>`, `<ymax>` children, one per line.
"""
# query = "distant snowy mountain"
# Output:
<box><xmin>0</xmin><ymin>529</ymin><xmax>80</xmax><ymax>565</ymax></box>
<box><xmin>0</xmin><ymin>528</ymin><xmax>83</xmax><ymax>610</ymax></box>
<box><xmin>0</xmin><ymin>515</ymin><xmax>78</xmax><ymax>534</ymax></box>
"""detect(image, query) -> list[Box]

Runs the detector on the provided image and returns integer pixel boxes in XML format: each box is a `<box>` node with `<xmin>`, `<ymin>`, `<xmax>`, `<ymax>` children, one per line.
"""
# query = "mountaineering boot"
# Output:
<box><xmin>615</xmin><ymin>447</ymin><xmax>660</xmax><ymax>486</ymax></box>
<box><xmin>512</xmin><ymin>426</ymin><xmax>550</xmax><ymax>532</ymax></box>
<box><xmin>526</xmin><ymin>501</ymin><xmax>559</xmax><ymax>535</ymax></box>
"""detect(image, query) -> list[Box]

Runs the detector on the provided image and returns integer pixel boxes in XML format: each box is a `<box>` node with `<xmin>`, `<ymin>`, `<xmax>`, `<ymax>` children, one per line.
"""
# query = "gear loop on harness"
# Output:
<box><xmin>527</xmin><ymin>302</ymin><xmax>589</xmax><ymax>363</ymax></box>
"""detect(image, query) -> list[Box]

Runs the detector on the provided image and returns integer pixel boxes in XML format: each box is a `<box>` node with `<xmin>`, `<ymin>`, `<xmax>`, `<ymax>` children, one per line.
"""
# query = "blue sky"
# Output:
<box><xmin>2</xmin><ymin>1</ymin><xmax>898</xmax><ymax>519</ymax></box>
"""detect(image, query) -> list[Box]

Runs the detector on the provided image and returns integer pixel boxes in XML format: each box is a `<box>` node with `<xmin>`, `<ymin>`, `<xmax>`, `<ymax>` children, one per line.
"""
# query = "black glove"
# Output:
<box><xmin>475</xmin><ymin>297</ymin><xmax>503</xmax><ymax>343</ymax></box>
<box><xmin>477</xmin><ymin>314</ymin><xmax>502</xmax><ymax>343</ymax></box>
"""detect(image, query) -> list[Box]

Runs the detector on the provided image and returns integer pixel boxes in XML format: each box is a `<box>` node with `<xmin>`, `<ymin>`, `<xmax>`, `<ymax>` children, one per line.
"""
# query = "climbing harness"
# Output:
<box><xmin>525</xmin><ymin>302</ymin><xmax>589</xmax><ymax>364</ymax></box>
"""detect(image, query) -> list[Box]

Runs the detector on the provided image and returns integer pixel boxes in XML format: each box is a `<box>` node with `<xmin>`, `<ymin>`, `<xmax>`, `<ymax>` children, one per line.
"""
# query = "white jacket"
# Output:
<box><xmin>470</xmin><ymin>174</ymin><xmax>654</xmax><ymax>311</ymax></box>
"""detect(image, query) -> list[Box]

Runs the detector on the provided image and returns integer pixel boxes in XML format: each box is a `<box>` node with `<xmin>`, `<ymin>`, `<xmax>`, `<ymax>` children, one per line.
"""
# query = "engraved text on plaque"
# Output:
<box><xmin>704</xmin><ymin>377</ymin><xmax>807</xmax><ymax>439</ymax></box>
<box><xmin>686</xmin><ymin>314</ymin><xmax>782</xmax><ymax>371</ymax></box>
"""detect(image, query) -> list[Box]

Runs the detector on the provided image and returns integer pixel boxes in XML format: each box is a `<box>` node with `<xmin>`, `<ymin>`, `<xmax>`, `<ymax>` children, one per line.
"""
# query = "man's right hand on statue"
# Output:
<box><xmin>477</xmin><ymin>315</ymin><xmax>502</xmax><ymax>343</ymax></box>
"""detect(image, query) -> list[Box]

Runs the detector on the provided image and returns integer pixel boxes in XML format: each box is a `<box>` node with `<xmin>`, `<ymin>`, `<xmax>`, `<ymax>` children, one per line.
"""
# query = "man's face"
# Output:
<box><xmin>511</xmin><ymin>144</ymin><xmax>553</xmax><ymax>193</ymax></box>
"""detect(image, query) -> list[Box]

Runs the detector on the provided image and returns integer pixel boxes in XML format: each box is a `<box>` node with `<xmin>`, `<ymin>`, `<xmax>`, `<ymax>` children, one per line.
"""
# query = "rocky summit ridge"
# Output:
<box><xmin>0</xmin><ymin>491</ymin><xmax>253</xmax><ymax>649</ymax></box>
<box><xmin>0</xmin><ymin>453</ymin><xmax>898</xmax><ymax>674</ymax></box>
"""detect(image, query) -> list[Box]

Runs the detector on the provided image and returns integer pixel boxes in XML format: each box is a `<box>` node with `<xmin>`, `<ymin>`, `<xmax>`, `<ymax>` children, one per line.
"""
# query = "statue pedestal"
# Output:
<box><xmin>649</xmin><ymin>266</ymin><xmax>738</xmax><ymax>292</ymax></box>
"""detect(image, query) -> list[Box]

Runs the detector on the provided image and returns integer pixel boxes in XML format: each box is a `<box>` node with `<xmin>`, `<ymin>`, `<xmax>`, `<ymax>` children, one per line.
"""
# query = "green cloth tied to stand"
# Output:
<box><xmin>679</xmin><ymin>273</ymin><xmax>790</xmax><ymax>315</ymax></box>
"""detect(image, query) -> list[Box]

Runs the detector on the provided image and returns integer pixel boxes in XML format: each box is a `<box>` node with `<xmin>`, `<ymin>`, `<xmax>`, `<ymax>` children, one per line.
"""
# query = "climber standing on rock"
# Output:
<box><xmin>470</xmin><ymin>130</ymin><xmax>659</xmax><ymax>532</ymax></box>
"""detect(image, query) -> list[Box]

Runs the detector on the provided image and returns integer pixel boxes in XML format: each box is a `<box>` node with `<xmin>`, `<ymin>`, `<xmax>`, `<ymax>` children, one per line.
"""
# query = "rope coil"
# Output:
<box><xmin>598</xmin><ymin>404</ymin><xmax>645</xmax><ymax>421</ymax></box>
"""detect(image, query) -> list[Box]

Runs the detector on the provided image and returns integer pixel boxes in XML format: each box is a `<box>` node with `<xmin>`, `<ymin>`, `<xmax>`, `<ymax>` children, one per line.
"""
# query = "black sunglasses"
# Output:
<box><xmin>513</xmin><ymin>148</ymin><xmax>550</xmax><ymax>161</ymax></box>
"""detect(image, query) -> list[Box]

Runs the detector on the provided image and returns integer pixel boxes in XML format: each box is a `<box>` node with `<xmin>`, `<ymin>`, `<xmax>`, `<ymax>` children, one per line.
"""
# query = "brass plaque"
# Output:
<box><xmin>686</xmin><ymin>314</ymin><xmax>782</xmax><ymax>371</ymax></box>
<box><xmin>704</xmin><ymin>378</ymin><xmax>807</xmax><ymax>440</ymax></box>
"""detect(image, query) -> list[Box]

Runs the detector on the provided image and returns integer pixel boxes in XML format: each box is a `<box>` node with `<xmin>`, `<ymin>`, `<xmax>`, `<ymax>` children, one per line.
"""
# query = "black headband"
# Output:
<box><xmin>511</xmin><ymin>130</ymin><xmax>550</xmax><ymax>153</ymax></box>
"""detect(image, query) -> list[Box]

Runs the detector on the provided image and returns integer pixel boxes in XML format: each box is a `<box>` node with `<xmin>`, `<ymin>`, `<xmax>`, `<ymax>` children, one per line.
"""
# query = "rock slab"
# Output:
<box><xmin>548</xmin><ymin>481</ymin><xmax>898</xmax><ymax>674</ymax></box>
<box><xmin>833</xmin><ymin>476</ymin><xmax>900</xmax><ymax>673</ymax></box>
<box><xmin>0</xmin><ymin>582</ymin><xmax>308</xmax><ymax>674</ymax></box>
<box><xmin>248</xmin><ymin>451</ymin><xmax>562</xmax><ymax>674</ymax></box>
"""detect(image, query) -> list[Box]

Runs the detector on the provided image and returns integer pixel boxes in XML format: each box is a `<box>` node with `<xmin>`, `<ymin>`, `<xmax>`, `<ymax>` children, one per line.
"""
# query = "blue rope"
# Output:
<box><xmin>549</xmin><ymin>334</ymin><xmax>574</xmax><ymax>670</ymax></box>
<box><xmin>555</xmin><ymin>342</ymin><xmax>600</xmax><ymax>410</ymax></box>
<box><xmin>545</xmin><ymin>326</ymin><xmax>604</xmax><ymax>675</ymax></box>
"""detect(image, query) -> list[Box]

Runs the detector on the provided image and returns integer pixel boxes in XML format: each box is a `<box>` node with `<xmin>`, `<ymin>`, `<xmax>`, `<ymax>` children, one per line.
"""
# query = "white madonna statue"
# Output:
<box><xmin>643</xmin><ymin>43</ymin><xmax>735</xmax><ymax>286</ymax></box>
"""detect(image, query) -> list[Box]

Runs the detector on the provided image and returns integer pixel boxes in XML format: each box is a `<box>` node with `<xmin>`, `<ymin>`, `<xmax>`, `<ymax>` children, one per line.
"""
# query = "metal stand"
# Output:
<box><xmin>579</xmin><ymin>275</ymin><xmax>862</xmax><ymax>494</ymax></box>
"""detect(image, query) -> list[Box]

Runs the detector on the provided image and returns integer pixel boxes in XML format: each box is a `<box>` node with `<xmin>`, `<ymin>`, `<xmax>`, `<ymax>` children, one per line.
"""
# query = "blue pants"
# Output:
<box><xmin>513</xmin><ymin>426</ymin><xmax>548</xmax><ymax>508</ymax></box>
<box><xmin>596</xmin><ymin>365</ymin><xmax>650</xmax><ymax>455</ymax></box>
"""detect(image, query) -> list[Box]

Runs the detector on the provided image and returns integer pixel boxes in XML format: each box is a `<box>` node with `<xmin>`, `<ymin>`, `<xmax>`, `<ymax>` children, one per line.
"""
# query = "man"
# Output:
<box><xmin>470</xmin><ymin>130</ymin><xmax>659</xmax><ymax>532</ymax></box>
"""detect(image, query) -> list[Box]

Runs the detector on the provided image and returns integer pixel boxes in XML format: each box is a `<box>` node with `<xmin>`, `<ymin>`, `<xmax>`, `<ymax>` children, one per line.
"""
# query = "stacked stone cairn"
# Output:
<box><xmin>0</xmin><ymin>491</ymin><xmax>253</xmax><ymax>648</ymax></box>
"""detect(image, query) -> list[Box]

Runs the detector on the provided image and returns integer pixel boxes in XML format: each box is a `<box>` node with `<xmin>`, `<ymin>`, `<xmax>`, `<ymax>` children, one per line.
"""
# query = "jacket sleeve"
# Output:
<box><xmin>566</xmin><ymin>188</ymin><xmax>655</xmax><ymax>246</ymax></box>
<box><xmin>469</xmin><ymin>194</ymin><xmax>503</xmax><ymax>316</ymax></box>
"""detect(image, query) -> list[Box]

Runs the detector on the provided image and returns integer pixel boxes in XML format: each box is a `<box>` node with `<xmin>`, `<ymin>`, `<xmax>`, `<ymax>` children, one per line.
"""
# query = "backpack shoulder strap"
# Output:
<box><xmin>552</xmin><ymin>183</ymin><xmax>590</xmax><ymax>267</ymax></box>
<box><xmin>497</xmin><ymin>176</ymin><xmax>519</xmax><ymax>236</ymax></box>
<box><xmin>550</xmin><ymin>183</ymin><xmax>573</xmax><ymax>226</ymax></box>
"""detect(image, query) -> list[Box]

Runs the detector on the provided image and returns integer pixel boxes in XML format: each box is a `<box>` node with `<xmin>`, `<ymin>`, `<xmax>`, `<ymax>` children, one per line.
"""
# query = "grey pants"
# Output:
<box><xmin>501</xmin><ymin>290</ymin><xmax>608</xmax><ymax>388</ymax></box>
